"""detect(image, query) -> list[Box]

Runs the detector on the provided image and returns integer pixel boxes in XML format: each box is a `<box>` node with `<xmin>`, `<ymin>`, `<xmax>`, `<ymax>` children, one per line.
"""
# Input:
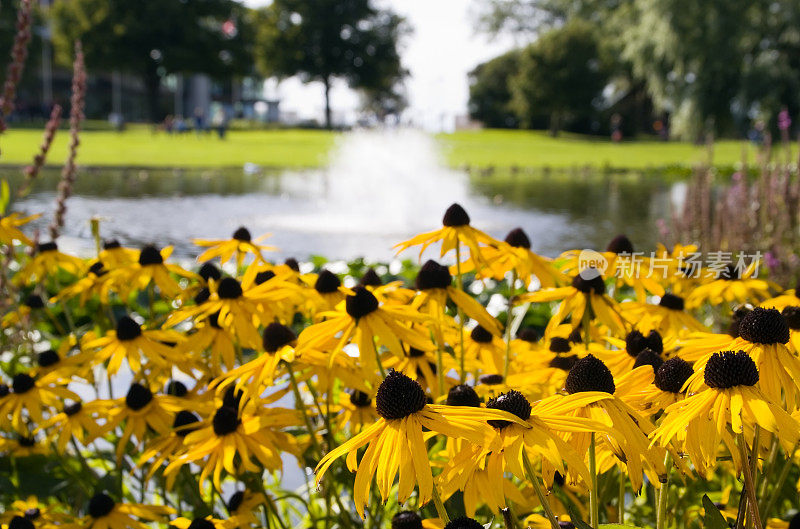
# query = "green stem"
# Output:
<box><xmin>522</xmin><ymin>450</ymin><xmax>559</xmax><ymax>529</ymax></box>
<box><xmin>372</xmin><ymin>338</ymin><xmax>387</xmax><ymax>379</ymax></box>
<box><xmin>431</xmin><ymin>485</ymin><xmax>450</xmax><ymax>524</ymax></box>
<box><xmin>589</xmin><ymin>433</ymin><xmax>600</xmax><ymax>529</ymax></box>
<box><xmin>455</xmin><ymin>241</ymin><xmax>466</xmax><ymax>383</ymax></box>
<box><xmin>761</xmin><ymin>442</ymin><xmax>798</xmax><ymax>524</ymax></box>
<box><xmin>618</xmin><ymin>468</ymin><xmax>626</xmax><ymax>524</ymax></box>
<box><xmin>285</xmin><ymin>361</ymin><xmax>323</xmax><ymax>457</ymax></box>
<box><xmin>656</xmin><ymin>454</ymin><xmax>671</xmax><ymax>529</ymax></box>
<box><xmin>738</xmin><ymin>432</ymin><xmax>764</xmax><ymax>529</ymax></box>
<box><xmin>503</xmin><ymin>270</ymin><xmax>517</xmax><ymax>381</ymax></box>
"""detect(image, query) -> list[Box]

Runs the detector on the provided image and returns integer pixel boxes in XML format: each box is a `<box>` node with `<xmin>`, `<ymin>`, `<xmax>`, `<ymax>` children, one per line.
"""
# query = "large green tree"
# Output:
<box><xmin>510</xmin><ymin>21</ymin><xmax>608</xmax><ymax>135</ymax></box>
<box><xmin>255</xmin><ymin>0</ymin><xmax>408</xmax><ymax>129</ymax></box>
<box><xmin>468</xmin><ymin>50</ymin><xmax>521</xmax><ymax>128</ymax></box>
<box><xmin>50</xmin><ymin>0</ymin><xmax>254</xmax><ymax>121</ymax></box>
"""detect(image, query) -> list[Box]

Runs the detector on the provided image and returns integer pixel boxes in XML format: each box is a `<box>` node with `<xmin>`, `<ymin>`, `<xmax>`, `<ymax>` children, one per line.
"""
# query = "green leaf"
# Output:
<box><xmin>702</xmin><ymin>494</ymin><xmax>730</xmax><ymax>529</ymax></box>
<box><xmin>0</xmin><ymin>179</ymin><xmax>9</xmax><ymax>214</ymax></box>
<box><xmin>600</xmin><ymin>525</ymin><xmax>646</xmax><ymax>529</ymax></box>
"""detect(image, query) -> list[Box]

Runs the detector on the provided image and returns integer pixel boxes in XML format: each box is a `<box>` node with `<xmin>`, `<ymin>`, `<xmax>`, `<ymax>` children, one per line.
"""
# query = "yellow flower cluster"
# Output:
<box><xmin>1</xmin><ymin>203</ymin><xmax>800</xmax><ymax>529</ymax></box>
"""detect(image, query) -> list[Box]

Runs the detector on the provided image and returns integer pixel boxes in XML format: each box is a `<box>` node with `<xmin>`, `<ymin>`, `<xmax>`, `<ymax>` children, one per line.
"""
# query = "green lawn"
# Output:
<box><xmin>0</xmin><ymin>127</ymin><xmax>338</xmax><ymax>168</ymax></box>
<box><xmin>437</xmin><ymin>129</ymin><xmax>793</xmax><ymax>170</ymax></box>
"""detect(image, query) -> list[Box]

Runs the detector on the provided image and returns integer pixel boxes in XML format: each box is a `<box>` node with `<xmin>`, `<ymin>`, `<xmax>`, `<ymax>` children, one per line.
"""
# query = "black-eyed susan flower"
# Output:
<box><xmin>390</xmin><ymin>511</ymin><xmax>443</xmax><ymax>529</ymax></box>
<box><xmin>315</xmin><ymin>370</ymin><xmax>527</xmax><ymax>517</ymax></box>
<box><xmin>1</xmin><ymin>496</ymin><xmax>73</xmax><ymax>529</ymax></box>
<box><xmin>53</xmin><ymin>261</ymin><xmax>112</xmax><ymax>306</ymax></box>
<box><xmin>394</xmin><ymin>203</ymin><xmax>501</xmax><ymax>272</ymax></box>
<box><xmin>105</xmin><ymin>382</ymin><xmax>177</xmax><ymax>460</ymax></box>
<box><xmin>0</xmin><ymin>434</ymin><xmax>49</xmax><ymax>457</ymax></box>
<box><xmin>558</xmin><ymin>355</ymin><xmax>667</xmax><ymax>491</ymax></box>
<box><xmin>620</xmin><ymin>292</ymin><xmax>706</xmax><ymax>338</ymax></box>
<box><xmin>108</xmin><ymin>244</ymin><xmax>196</xmax><ymax>298</ymax></box>
<box><xmin>382</xmin><ymin>346</ymin><xmax>457</xmax><ymax>398</ymax></box>
<box><xmin>225</xmin><ymin>489</ymin><xmax>268</xmax><ymax>529</ymax></box>
<box><xmin>82</xmin><ymin>316</ymin><xmax>185</xmax><ymax>375</ymax></box>
<box><xmin>685</xmin><ymin>308</ymin><xmax>800</xmax><ymax>409</ymax></box>
<box><xmin>686</xmin><ymin>262</ymin><xmax>773</xmax><ymax>309</ymax></box>
<box><xmin>452</xmin><ymin>227</ymin><xmax>563</xmax><ymax>288</ymax></box>
<box><xmin>639</xmin><ymin>357</ymin><xmax>696</xmax><ymax>414</ymax></box>
<box><xmin>164</xmin><ymin>402</ymin><xmax>301</xmax><ymax>491</ymax></box>
<box><xmin>0</xmin><ymin>212</ymin><xmax>39</xmax><ymax>245</ymax></box>
<box><xmin>36</xmin><ymin>399</ymin><xmax>110</xmax><ymax>453</ymax></box>
<box><xmin>411</xmin><ymin>260</ymin><xmax>502</xmax><ymax>338</ymax></box>
<box><xmin>595</xmin><ymin>329</ymin><xmax>666</xmax><ymax>377</ymax></box>
<box><xmin>653</xmin><ymin>351</ymin><xmax>800</xmax><ymax>476</ymax></box>
<box><xmin>211</xmin><ymin>322</ymin><xmax>297</xmax><ymax>400</ymax></box>
<box><xmin>302</xmin><ymin>269</ymin><xmax>345</xmax><ymax>313</ymax></box>
<box><xmin>0</xmin><ymin>370</ymin><xmax>78</xmax><ymax>432</ymax></box>
<box><xmin>334</xmin><ymin>389</ymin><xmax>379</xmax><ymax>433</ymax></box>
<box><xmin>98</xmin><ymin>239</ymin><xmax>138</xmax><ymax>267</ymax></box>
<box><xmin>75</xmin><ymin>493</ymin><xmax>172</xmax><ymax>529</ymax></box>
<box><xmin>519</xmin><ymin>268</ymin><xmax>627</xmax><ymax>337</ymax></box>
<box><xmin>193</xmin><ymin>226</ymin><xmax>276</xmax><ymax>266</ymax></box>
<box><xmin>138</xmin><ymin>410</ymin><xmax>200</xmax><ymax>482</ymax></box>
<box><xmin>14</xmin><ymin>242</ymin><xmax>85</xmax><ymax>285</ymax></box>
<box><xmin>297</xmin><ymin>286</ymin><xmax>433</xmax><ymax>372</ymax></box>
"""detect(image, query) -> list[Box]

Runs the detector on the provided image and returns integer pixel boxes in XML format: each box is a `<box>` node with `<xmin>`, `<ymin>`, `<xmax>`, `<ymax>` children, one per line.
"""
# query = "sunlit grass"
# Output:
<box><xmin>0</xmin><ymin>126</ymin><xmax>338</xmax><ymax>168</ymax></box>
<box><xmin>437</xmin><ymin>128</ymin><xmax>796</xmax><ymax>170</ymax></box>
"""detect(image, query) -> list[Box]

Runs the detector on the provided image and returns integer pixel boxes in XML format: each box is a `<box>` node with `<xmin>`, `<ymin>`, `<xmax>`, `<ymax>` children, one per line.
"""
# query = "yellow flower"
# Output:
<box><xmin>36</xmin><ymin>399</ymin><xmax>111</xmax><ymax>453</ymax></box>
<box><xmin>105</xmin><ymin>383</ymin><xmax>178</xmax><ymax>461</ymax></box>
<box><xmin>394</xmin><ymin>203</ymin><xmax>501</xmax><ymax>272</ymax></box>
<box><xmin>653</xmin><ymin>351</ymin><xmax>800</xmax><ymax>477</ymax></box>
<box><xmin>0</xmin><ymin>370</ymin><xmax>78</xmax><ymax>432</ymax></box>
<box><xmin>0</xmin><ymin>212</ymin><xmax>39</xmax><ymax>245</ymax></box>
<box><xmin>193</xmin><ymin>226</ymin><xmax>277</xmax><ymax>266</ymax></box>
<box><xmin>686</xmin><ymin>262</ymin><xmax>774</xmax><ymax>309</ymax></box>
<box><xmin>82</xmin><ymin>316</ymin><xmax>186</xmax><ymax>375</ymax></box>
<box><xmin>315</xmin><ymin>370</ymin><xmax>527</xmax><ymax>517</ymax></box>
<box><xmin>296</xmin><ymin>286</ymin><xmax>433</xmax><ymax>372</ymax></box>
<box><xmin>76</xmin><ymin>494</ymin><xmax>172</xmax><ymax>529</ymax></box>
<box><xmin>14</xmin><ymin>241</ymin><xmax>85</xmax><ymax>285</ymax></box>
<box><xmin>107</xmin><ymin>245</ymin><xmax>196</xmax><ymax>298</ymax></box>
<box><xmin>164</xmin><ymin>402</ymin><xmax>301</xmax><ymax>492</ymax></box>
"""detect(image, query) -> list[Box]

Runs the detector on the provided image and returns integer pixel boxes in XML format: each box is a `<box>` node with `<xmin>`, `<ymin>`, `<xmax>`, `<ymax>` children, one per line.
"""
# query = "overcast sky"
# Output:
<box><xmin>243</xmin><ymin>0</ymin><xmax>518</xmax><ymax>129</ymax></box>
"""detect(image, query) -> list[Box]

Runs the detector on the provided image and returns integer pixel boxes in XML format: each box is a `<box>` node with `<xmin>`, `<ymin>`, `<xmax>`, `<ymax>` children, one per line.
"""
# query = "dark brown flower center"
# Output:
<box><xmin>606</xmin><ymin>234</ymin><xmax>634</xmax><ymax>254</ymax></box>
<box><xmin>783</xmin><ymin>306</ymin><xmax>800</xmax><ymax>330</ymax></box>
<box><xmin>217</xmin><ymin>277</ymin><xmax>243</xmax><ymax>299</ymax></box>
<box><xmin>517</xmin><ymin>327</ymin><xmax>539</xmax><ymax>342</ymax></box>
<box><xmin>173</xmin><ymin>410</ymin><xmax>200</xmax><ymax>437</ymax></box>
<box><xmin>375</xmin><ymin>370</ymin><xmax>426</xmax><ymax>420</ymax></box>
<box><xmin>227</xmin><ymin>491</ymin><xmax>245</xmax><ymax>513</ymax></box>
<box><xmin>478</xmin><ymin>374</ymin><xmax>504</xmax><ymax>385</ymax></box>
<box><xmin>138</xmin><ymin>245</ymin><xmax>163</xmax><ymax>265</ymax></box>
<box><xmin>88</xmin><ymin>493</ymin><xmax>115</xmax><ymax>518</ymax></box>
<box><xmin>24</xmin><ymin>294</ymin><xmax>44</xmax><ymax>309</ymax></box>
<box><xmin>64</xmin><ymin>401</ymin><xmax>83</xmax><ymax>416</ymax></box>
<box><xmin>116</xmin><ymin>316</ymin><xmax>142</xmax><ymax>341</ymax></box>
<box><xmin>572</xmin><ymin>271</ymin><xmax>605</xmax><ymax>295</ymax></box>
<box><xmin>262</xmin><ymin>322</ymin><xmax>297</xmax><ymax>353</ymax></box>
<box><xmin>188</xmin><ymin>518</ymin><xmax>216</xmax><ymax>529</ymax></box>
<box><xmin>9</xmin><ymin>516</ymin><xmax>34</xmax><ymax>529</ymax></box>
<box><xmin>704</xmin><ymin>351</ymin><xmax>759</xmax><ymax>389</ymax></box>
<box><xmin>504</xmin><ymin>227</ymin><xmax>531</xmax><ymax>249</ymax></box>
<box><xmin>284</xmin><ymin>258</ymin><xmax>300</xmax><ymax>271</ymax></box>
<box><xmin>654</xmin><ymin>358</ymin><xmax>694</xmax><ymax>393</ymax></box>
<box><xmin>738</xmin><ymin>307</ymin><xmax>790</xmax><ymax>345</ymax></box>
<box><xmin>314</xmin><ymin>269</ymin><xmax>341</xmax><ymax>293</ymax></box>
<box><xmin>392</xmin><ymin>511</ymin><xmax>423</xmax><ymax>529</ymax></box>
<box><xmin>415</xmin><ymin>260</ymin><xmax>452</xmax><ymax>290</ymax></box>
<box><xmin>125</xmin><ymin>383</ymin><xmax>153</xmax><ymax>410</ymax></box>
<box><xmin>470</xmin><ymin>325</ymin><xmax>493</xmax><ymax>344</ymax></box>
<box><xmin>166</xmin><ymin>380</ymin><xmax>188</xmax><ymax>397</ymax></box>
<box><xmin>349</xmin><ymin>390</ymin><xmax>372</xmax><ymax>408</ymax></box>
<box><xmin>632</xmin><ymin>348</ymin><xmax>664</xmax><ymax>372</ymax></box>
<box><xmin>565</xmin><ymin>354</ymin><xmax>616</xmax><ymax>394</ymax></box>
<box><xmin>232</xmin><ymin>226</ymin><xmax>252</xmax><ymax>242</ymax></box>
<box><xmin>255</xmin><ymin>270</ymin><xmax>275</xmax><ymax>285</ymax></box>
<box><xmin>37</xmin><ymin>241</ymin><xmax>58</xmax><ymax>253</ymax></box>
<box><xmin>213</xmin><ymin>406</ymin><xmax>241</xmax><ymax>435</ymax></box>
<box><xmin>199</xmin><ymin>262</ymin><xmax>222</xmax><ymax>282</ymax></box>
<box><xmin>625</xmin><ymin>330</ymin><xmax>663</xmax><ymax>357</ymax></box>
<box><xmin>345</xmin><ymin>286</ymin><xmax>379</xmax><ymax>320</ymax></box>
<box><xmin>549</xmin><ymin>337</ymin><xmax>571</xmax><ymax>353</ymax></box>
<box><xmin>359</xmin><ymin>268</ymin><xmax>383</xmax><ymax>287</ymax></box>
<box><xmin>446</xmin><ymin>384</ymin><xmax>481</xmax><ymax>407</ymax></box>
<box><xmin>659</xmin><ymin>293</ymin><xmax>685</xmax><ymax>311</ymax></box>
<box><xmin>12</xmin><ymin>374</ymin><xmax>35</xmax><ymax>394</ymax></box>
<box><xmin>548</xmin><ymin>355</ymin><xmax>578</xmax><ymax>371</ymax></box>
<box><xmin>486</xmin><ymin>390</ymin><xmax>531</xmax><ymax>429</ymax></box>
<box><xmin>442</xmin><ymin>203</ymin><xmax>470</xmax><ymax>227</ymax></box>
<box><xmin>37</xmin><ymin>350</ymin><xmax>60</xmax><ymax>367</ymax></box>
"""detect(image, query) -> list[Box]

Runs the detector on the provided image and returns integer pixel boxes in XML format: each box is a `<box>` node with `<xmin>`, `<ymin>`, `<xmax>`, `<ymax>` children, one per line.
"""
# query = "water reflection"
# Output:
<box><xmin>5</xmin><ymin>131</ymin><xmax>677</xmax><ymax>261</ymax></box>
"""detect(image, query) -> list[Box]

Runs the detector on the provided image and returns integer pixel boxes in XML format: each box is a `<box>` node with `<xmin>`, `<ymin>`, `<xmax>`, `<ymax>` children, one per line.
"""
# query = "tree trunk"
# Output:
<box><xmin>549</xmin><ymin>112</ymin><xmax>560</xmax><ymax>137</ymax></box>
<box><xmin>144</xmin><ymin>65</ymin><xmax>162</xmax><ymax>123</ymax></box>
<box><xmin>323</xmin><ymin>75</ymin><xmax>332</xmax><ymax>129</ymax></box>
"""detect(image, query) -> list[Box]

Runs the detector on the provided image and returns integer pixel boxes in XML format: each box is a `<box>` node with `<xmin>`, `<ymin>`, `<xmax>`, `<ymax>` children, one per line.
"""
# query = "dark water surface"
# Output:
<box><xmin>5</xmin><ymin>131</ymin><xmax>681</xmax><ymax>261</ymax></box>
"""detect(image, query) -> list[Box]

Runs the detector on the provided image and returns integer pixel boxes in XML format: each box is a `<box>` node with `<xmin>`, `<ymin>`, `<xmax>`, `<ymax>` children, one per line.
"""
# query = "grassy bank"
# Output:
<box><xmin>437</xmin><ymin>129</ymin><xmax>796</xmax><ymax>170</ymax></box>
<box><xmin>0</xmin><ymin>127</ymin><xmax>338</xmax><ymax>168</ymax></box>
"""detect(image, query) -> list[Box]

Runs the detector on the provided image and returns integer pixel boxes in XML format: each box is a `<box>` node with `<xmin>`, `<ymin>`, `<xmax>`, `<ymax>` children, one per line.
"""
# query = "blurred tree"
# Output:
<box><xmin>468</xmin><ymin>49</ymin><xmax>521</xmax><ymax>128</ymax></box>
<box><xmin>255</xmin><ymin>0</ymin><xmax>409</xmax><ymax>129</ymax></box>
<box><xmin>510</xmin><ymin>21</ymin><xmax>608</xmax><ymax>136</ymax></box>
<box><xmin>50</xmin><ymin>0</ymin><xmax>255</xmax><ymax>122</ymax></box>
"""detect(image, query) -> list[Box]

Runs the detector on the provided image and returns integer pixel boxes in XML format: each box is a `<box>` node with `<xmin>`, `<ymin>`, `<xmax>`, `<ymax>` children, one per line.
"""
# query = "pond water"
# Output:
<box><xmin>6</xmin><ymin>130</ymin><xmax>680</xmax><ymax>262</ymax></box>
